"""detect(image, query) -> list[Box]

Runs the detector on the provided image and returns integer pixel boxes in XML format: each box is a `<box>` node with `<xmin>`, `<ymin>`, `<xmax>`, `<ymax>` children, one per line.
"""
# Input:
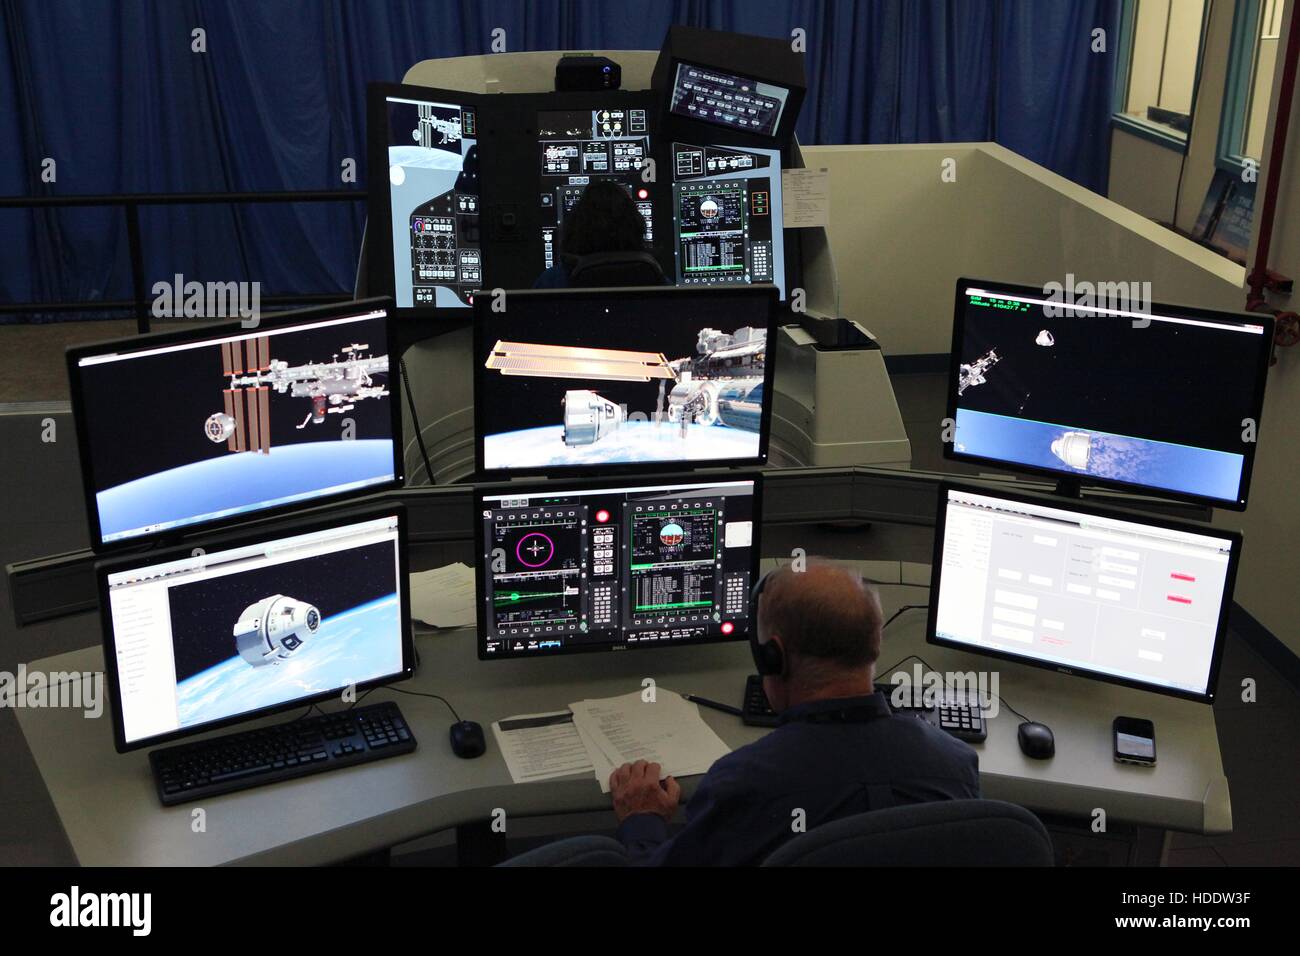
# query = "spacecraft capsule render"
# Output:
<box><xmin>233</xmin><ymin>594</ymin><xmax>321</xmax><ymax>667</ymax></box>
<box><xmin>204</xmin><ymin>412</ymin><xmax>237</xmax><ymax>443</ymax></box>
<box><xmin>1051</xmin><ymin>431</ymin><xmax>1093</xmax><ymax>471</ymax></box>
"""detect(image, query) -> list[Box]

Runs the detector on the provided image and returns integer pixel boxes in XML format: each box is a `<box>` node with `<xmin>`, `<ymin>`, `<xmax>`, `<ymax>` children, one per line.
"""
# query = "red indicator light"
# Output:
<box><xmin>637</xmin><ymin>188</ymin><xmax>649</xmax><ymax>200</ymax></box>
<box><xmin>721</xmin><ymin>622</ymin><xmax>734</xmax><ymax>635</ymax></box>
<box><xmin>595</xmin><ymin>509</ymin><xmax>610</xmax><ymax>523</ymax></box>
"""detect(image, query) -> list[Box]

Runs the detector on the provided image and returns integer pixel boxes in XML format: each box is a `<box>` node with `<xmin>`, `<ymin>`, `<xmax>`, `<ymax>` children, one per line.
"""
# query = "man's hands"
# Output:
<box><xmin>609</xmin><ymin>760</ymin><xmax>681</xmax><ymax>823</ymax></box>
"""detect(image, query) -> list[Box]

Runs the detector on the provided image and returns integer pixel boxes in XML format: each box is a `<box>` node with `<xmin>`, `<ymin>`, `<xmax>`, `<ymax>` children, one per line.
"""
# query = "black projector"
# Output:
<box><xmin>555</xmin><ymin>55</ymin><xmax>621</xmax><ymax>91</ymax></box>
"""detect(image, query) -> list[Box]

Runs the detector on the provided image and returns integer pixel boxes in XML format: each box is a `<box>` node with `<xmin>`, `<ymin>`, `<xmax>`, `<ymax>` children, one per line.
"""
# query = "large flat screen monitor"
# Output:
<box><xmin>476</xmin><ymin>474</ymin><xmax>761</xmax><ymax>659</ymax></box>
<box><xmin>928</xmin><ymin>484</ymin><xmax>1240</xmax><ymax>703</ymax></box>
<box><xmin>68</xmin><ymin>299</ymin><xmax>402</xmax><ymax>549</ymax></box>
<box><xmin>536</xmin><ymin>106</ymin><xmax>656</xmax><ymax>274</ymax></box>
<box><xmin>368</xmin><ymin>83</ymin><xmax>482</xmax><ymax>311</ymax></box>
<box><xmin>98</xmin><ymin>505</ymin><xmax>414</xmax><ymax>752</ymax></box>
<box><xmin>671</xmin><ymin>141</ymin><xmax>786</xmax><ymax>298</ymax></box>
<box><xmin>946</xmin><ymin>278</ymin><xmax>1272</xmax><ymax>509</ymax></box>
<box><xmin>473</xmin><ymin>286</ymin><xmax>776</xmax><ymax>478</ymax></box>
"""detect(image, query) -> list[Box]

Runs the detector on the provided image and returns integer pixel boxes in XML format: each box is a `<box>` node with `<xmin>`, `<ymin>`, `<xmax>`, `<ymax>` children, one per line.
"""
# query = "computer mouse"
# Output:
<box><xmin>449</xmin><ymin>720</ymin><xmax>486</xmax><ymax>759</ymax></box>
<box><xmin>1017</xmin><ymin>721</ymin><xmax>1055</xmax><ymax>760</ymax></box>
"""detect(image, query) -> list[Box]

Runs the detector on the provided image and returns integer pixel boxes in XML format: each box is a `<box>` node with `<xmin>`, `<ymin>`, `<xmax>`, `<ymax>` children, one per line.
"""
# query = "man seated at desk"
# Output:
<box><xmin>608</xmin><ymin>561</ymin><xmax>980</xmax><ymax>866</ymax></box>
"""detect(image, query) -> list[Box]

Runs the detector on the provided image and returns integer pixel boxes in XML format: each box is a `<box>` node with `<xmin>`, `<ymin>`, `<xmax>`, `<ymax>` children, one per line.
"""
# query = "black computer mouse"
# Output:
<box><xmin>449</xmin><ymin>720</ymin><xmax>486</xmax><ymax>759</ymax></box>
<box><xmin>1017</xmin><ymin>721</ymin><xmax>1055</xmax><ymax>760</ymax></box>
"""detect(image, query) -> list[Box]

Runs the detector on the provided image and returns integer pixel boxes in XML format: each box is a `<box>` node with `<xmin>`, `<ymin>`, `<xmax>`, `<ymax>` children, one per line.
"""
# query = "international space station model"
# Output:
<box><xmin>203</xmin><ymin>335</ymin><xmax>389</xmax><ymax>454</ymax></box>
<box><xmin>957</xmin><ymin>348</ymin><xmax>1000</xmax><ymax>396</ymax></box>
<box><xmin>1051</xmin><ymin>431</ymin><xmax>1093</xmax><ymax>471</ymax></box>
<box><xmin>233</xmin><ymin>595</ymin><xmax>320</xmax><ymax>668</ymax></box>
<box><xmin>417</xmin><ymin>105</ymin><xmax>461</xmax><ymax>146</ymax></box>
<box><xmin>484</xmin><ymin>327</ymin><xmax>767</xmax><ymax>446</ymax></box>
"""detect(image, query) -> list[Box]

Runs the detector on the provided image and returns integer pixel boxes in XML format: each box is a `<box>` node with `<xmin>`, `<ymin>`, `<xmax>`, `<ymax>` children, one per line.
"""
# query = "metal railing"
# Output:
<box><xmin>0</xmin><ymin>189</ymin><xmax>366</xmax><ymax>332</ymax></box>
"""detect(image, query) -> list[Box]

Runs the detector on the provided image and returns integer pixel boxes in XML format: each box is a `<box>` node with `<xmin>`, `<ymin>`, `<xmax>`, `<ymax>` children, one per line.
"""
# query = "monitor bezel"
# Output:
<box><xmin>473</xmin><ymin>470</ymin><xmax>764</xmax><ymax>661</ymax></box>
<box><xmin>66</xmin><ymin>297</ymin><xmax>405</xmax><ymax>552</ymax></box>
<box><xmin>943</xmin><ymin>276</ymin><xmax>1273</xmax><ymax>511</ymax></box>
<box><xmin>925</xmin><ymin>481</ymin><xmax>1241</xmax><ymax>705</ymax></box>
<box><xmin>366</xmin><ymin>81</ymin><xmax>486</xmax><ymax>319</ymax></box>
<box><xmin>472</xmin><ymin>285</ymin><xmax>778</xmax><ymax>480</ymax></box>
<box><xmin>96</xmin><ymin>501</ymin><xmax>416</xmax><ymax>754</ymax></box>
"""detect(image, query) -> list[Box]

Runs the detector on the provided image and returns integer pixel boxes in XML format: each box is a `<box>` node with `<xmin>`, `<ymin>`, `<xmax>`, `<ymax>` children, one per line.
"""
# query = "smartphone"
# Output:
<box><xmin>1113</xmin><ymin>716</ymin><xmax>1156</xmax><ymax>767</ymax></box>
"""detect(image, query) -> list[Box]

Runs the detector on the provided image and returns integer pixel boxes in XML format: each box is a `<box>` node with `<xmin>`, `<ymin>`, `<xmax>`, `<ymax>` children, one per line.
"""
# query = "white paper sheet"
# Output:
<box><xmin>781</xmin><ymin>166</ymin><xmax>831</xmax><ymax>228</ymax></box>
<box><xmin>409</xmin><ymin>563</ymin><xmax>477</xmax><ymax>628</ymax></box>
<box><xmin>491</xmin><ymin>711</ymin><xmax>594</xmax><ymax>784</ymax></box>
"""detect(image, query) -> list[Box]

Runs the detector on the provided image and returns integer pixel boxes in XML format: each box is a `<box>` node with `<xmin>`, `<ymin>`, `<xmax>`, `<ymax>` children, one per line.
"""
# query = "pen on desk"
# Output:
<box><xmin>685</xmin><ymin>694</ymin><xmax>744</xmax><ymax>718</ymax></box>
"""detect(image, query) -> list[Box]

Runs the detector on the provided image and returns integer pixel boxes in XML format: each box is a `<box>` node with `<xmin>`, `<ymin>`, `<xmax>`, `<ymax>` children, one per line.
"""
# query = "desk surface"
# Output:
<box><xmin>16</xmin><ymin>584</ymin><xmax>1230</xmax><ymax>866</ymax></box>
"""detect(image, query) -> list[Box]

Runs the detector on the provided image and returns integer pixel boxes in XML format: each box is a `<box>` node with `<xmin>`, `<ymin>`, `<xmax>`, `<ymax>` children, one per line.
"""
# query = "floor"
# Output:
<box><xmin>0</xmin><ymin>337</ymin><xmax>1297</xmax><ymax>865</ymax></box>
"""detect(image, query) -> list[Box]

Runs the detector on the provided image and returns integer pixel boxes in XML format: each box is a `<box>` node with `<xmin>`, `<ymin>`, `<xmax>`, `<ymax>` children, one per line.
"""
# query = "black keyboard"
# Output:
<box><xmin>742</xmin><ymin>674</ymin><xmax>780</xmax><ymax>727</ymax></box>
<box><xmin>149</xmin><ymin>700</ymin><xmax>417</xmax><ymax>806</ymax></box>
<box><xmin>742</xmin><ymin>675</ymin><xmax>985</xmax><ymax>742</ymax></box>
<box><xmin>880</xmin><ymin>682</ymin><xmax>987</xmax><ymax>743</ymax></box>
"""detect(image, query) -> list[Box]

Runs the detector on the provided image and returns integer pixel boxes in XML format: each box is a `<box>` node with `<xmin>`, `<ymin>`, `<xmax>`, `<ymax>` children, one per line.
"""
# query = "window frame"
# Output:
<box><xmin>1112</xmin><ymin>0</ymin><xmax>1209</xmax><ymax>152</ymax></box>
<box><xmin>1217</xmin><ymin>0</ymin><xmax>1276</xmax><ymax>174</ymax></box>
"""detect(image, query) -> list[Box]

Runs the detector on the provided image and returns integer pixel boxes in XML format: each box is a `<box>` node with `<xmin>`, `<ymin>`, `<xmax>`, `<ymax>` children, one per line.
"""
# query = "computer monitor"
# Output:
<box><xmin>367</xmin><ymin>83</ymin><xmax>482</xmax><ymax>310</ymax></box>
<box><xmin>946</xmin><ymin>278</ymin><xmax>1272</xmax><ymax>509</ymax></box>
<box><xmin>476</xmin><ymin>474</ymin><xmax>761</xmax><ymax>659</ymax></box>
<box><xmin>671</xmin><ymin>142</ymin><xmax>786</xmax><ymax>298</ymax></box>
<box><xmin>928</xmin><ymin>484</ymin><xmax>1240</xmax><ymax>703</ymax></box>
<box><xmin>68</xmin><ymin>300</ymin><xmax>403</xmax><ymax>549</ymax></box>
<box><xmin>97</xmin><ymin>505</ymin><xmax>414</xmax><ymax>752</ymax></box>
<box><xmin>473</xmin><ymin>286</ymin><xmax>776</xmax><ymax>477</ymax></box>
<box><xmin>536</xmin><ymin>106</ymin><xmax>656</xmax><ymax>274</ymax></box>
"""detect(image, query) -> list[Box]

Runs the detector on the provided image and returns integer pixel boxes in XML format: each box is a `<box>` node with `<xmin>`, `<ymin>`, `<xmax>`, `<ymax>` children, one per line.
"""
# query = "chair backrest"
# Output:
<box><xmin>761</xmin><ymin>799</ymin><xmax>1054</xmax><ymax>867</ymax></box>
<box><xmin>565</xmin><ymin>251</ymin><xmax>666</xmax><ymax>287</ymax></box>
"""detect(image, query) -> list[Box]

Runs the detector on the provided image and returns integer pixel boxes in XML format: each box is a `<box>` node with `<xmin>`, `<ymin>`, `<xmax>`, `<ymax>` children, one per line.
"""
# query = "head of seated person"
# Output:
<box><xmin>532</xmin><ymin>181</ymin><xmax>663</xmax><ymax>287</ymax></box>
<box><xmin>755</xmin><ymin>559</ymin><xmax>883</xmax><ymax>713</ymax></box>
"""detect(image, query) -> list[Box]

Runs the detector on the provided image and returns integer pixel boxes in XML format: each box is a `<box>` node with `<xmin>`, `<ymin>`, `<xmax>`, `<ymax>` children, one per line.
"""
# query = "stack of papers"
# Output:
<box><xmin>491</xmin><ymin>689</ymin><xmax>731</xmax><ymax>792</ymax></box>
<box><xmin>408</xmin><ymin>563</ymin><xmax>476</xmax><ymax>629</ymax></box>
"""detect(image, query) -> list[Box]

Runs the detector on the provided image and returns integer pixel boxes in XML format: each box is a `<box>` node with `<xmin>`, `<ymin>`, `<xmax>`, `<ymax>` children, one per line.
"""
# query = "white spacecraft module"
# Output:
<box><xmin>234</xmin><ymin>595</ymin><xmax>320</xmax><ymax>667</ymax></box>
<box><xmin>562</xmin><ymin>389</ymin><xmax>625</xmax><ymax>446</ymax></box>
<box><xmin>1036</xmin><ymin>330</ymin><xmax>1055</xmax><ymax>347</ymax></box>
<box><xmin>1051</xmin><ymin>431</ymin><xmax>1092</xmax><ymax>471</ymax></box>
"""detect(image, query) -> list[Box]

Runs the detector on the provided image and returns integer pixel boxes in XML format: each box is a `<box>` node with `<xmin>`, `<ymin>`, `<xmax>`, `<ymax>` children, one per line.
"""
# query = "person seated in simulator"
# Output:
<box><xmin>607</xmin><ymin>560</ymin><xmax>981</xmax><ymax>866</ymax></box>
<box><xmin>533</xmin><ymin>180</ymin><xmax>663</xmax><ymax>287</ymax></box>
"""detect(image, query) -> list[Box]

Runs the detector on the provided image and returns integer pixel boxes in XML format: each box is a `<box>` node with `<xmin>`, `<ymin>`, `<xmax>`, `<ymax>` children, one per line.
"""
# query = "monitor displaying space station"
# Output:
<box><xmin>536</xmin><ymin>106</ymin><xmax>655</xmax><ymax>273</ymax></box>
<box><xmin>369</xmin><ymin>83</ymin><xmax>482</xmax><ymax>310</ymax></box>
<box><xmin>98</xmin><ymin>506</ymin><xmax>413</xmax><ymax>751</ymax></box>
<box><xmin>68</xmin><ymin>300</ymin><xmax>402</xmax><ymax>548</ymax></box>
<box><xmin>671</xmin><ymin>142</ymin><xmax>785</xmax><ymax>298</ymax></box>
<box><xmin>473</xmin><ymin>286</ymin><xmax>776</xmax><ymax>477</ymax></box>
<box><xmin>669</xmin><ymin>62</ymin><xmax>790</xmax><ymax>137</ymax></box>
<box><xmin>477</xmin><ymin>475</ymin><xmax>760</xmax><ymax>659</ymax></box>
<box><xmin>929</xmin><ymin>484</ymin><xmax>1239</xmax><ymax>703</ymax></box>
<box><xmin>946</xmin><ymin>278</ymin><xmax>1272</xmax><ymax>509</ymax></box>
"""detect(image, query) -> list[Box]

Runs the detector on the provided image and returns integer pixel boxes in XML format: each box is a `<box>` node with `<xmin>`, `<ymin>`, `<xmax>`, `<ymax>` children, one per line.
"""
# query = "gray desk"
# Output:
<box><xmin>14</xmin><ymin>585</ymin><xmax>1229</xmax><ymax>866</ymax></box>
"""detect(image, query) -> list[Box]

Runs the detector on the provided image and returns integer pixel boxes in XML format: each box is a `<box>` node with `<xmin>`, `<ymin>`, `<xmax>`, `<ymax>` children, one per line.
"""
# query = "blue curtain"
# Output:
<box><xmin>0</xmin><ymin>0</ymin><xmax>1119</xmax><ymax>321</ymax></box>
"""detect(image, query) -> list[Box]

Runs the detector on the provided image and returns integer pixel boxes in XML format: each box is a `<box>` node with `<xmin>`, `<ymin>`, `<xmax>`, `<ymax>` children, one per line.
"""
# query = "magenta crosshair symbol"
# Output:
<box><xmin>516</xmin><ymin>532</ymin><xmax>555</xmax><ymax>568</ymax></box>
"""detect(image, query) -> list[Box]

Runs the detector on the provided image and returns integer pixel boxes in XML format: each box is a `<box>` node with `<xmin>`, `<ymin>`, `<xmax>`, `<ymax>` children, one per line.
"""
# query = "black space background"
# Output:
<box><xmin>77</xmin><ymin>317</ymin><xmax>391</xmax><ymax>489</ymax></box>
<box><xmin>167</xmin><ymin>541</ymin><xmax>397</xmax><ymax>682</ymax></box>
<box><xmin>478</xmin><ymin>301</ymin><xmax>765</xmax><ymax>432</ymax></box>
<box><xmin>957</xmin><ymin>301</ymin><xmax>1263</xmax><ymax>453</ymax></box>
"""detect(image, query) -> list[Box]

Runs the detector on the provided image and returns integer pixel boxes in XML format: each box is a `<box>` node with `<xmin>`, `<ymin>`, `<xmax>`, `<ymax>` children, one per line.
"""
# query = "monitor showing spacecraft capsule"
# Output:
<box><xmin>473</xmin><ymin>286</ymin><xmax>777</xmax><ymax>477</ymax></box>
<box><xmin>68</xmin><ymin>300</ymin><xmax>403</xmax><ymax>548</ymax></box>
<box><xmin>946</xmin><ymin>278</ymin><xmax>1272</xmax><ymax>509</ymax></box>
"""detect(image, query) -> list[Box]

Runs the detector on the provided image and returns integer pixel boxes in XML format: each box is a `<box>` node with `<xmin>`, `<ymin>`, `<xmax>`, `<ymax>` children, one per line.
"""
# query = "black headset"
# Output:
<box><xmin>749</xmin><ymin>569</ymin><xmax>785</xmax><ymax>677</ymax></box>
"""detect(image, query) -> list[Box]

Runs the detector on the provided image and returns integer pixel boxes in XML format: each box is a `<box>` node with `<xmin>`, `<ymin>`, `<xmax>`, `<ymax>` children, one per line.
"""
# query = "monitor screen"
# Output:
<box><xmin>99</xmin><ymin>509</ymin><xmax>412</xmax><ymax>751</ymax></box>
<box><xmin>671</xmin><ymin>142</ymin><xmax>785</xmax><ymax>297</ymax></box>
<box><xmin>536</xmin><ymin>107</ymin><xmax>655</xmax><ymax>273</ymax></box>
<box><xmin>69</xmin><ymin>302</ymin><xmax>402</xmax><ymax>548</ymax></box>
<box><xmin>477</xmin><ymin>476</ymin><xmax>760</xmax><ymax>659</ymax></box>
<box><xmin>669</xmin><ymin>62</ymin><xmax>790</xmax><ymax>137</ymax></box>
<box><xmin>929</xmin><ymin>485</ymin><xmax>1239</xmax><ymax>703</ymax></box>
<box><xmin>947</xmin><ymin>279</ymin><xmax>1271</xmax><ymax>509</ymax></box>
<box><xmin>382</xmin><ymin>91</ymin><xmax>481</xmax><ymax>308</ymax></box>
<box><xmin>473</xmin><ymin>286</ymin><xmax>775</xmax><ymax>476</ymax></box>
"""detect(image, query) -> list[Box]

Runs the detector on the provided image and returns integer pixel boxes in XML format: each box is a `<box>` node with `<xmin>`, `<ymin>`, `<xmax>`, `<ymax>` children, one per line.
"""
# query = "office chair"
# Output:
<box><xmin>761</xmin><ymin>799</ymin><xmax>1054</xmax><ymax>866</ymax></box>
<box><xmin>497</xmin><ymin>834</ymin><xmax>629</xmax><ymax>867</ymax></box>
<box><xmin>565</xmin><ymin>251</ymin><xmax>667</xmax><ymax>287</ymax></box>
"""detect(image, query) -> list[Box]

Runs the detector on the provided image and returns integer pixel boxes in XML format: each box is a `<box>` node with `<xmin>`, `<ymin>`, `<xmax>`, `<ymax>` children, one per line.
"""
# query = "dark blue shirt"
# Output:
<box><xmin>617</xmin><ymin>692</ymin><xmax>980</xmax><ymax>866</ymax></box>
